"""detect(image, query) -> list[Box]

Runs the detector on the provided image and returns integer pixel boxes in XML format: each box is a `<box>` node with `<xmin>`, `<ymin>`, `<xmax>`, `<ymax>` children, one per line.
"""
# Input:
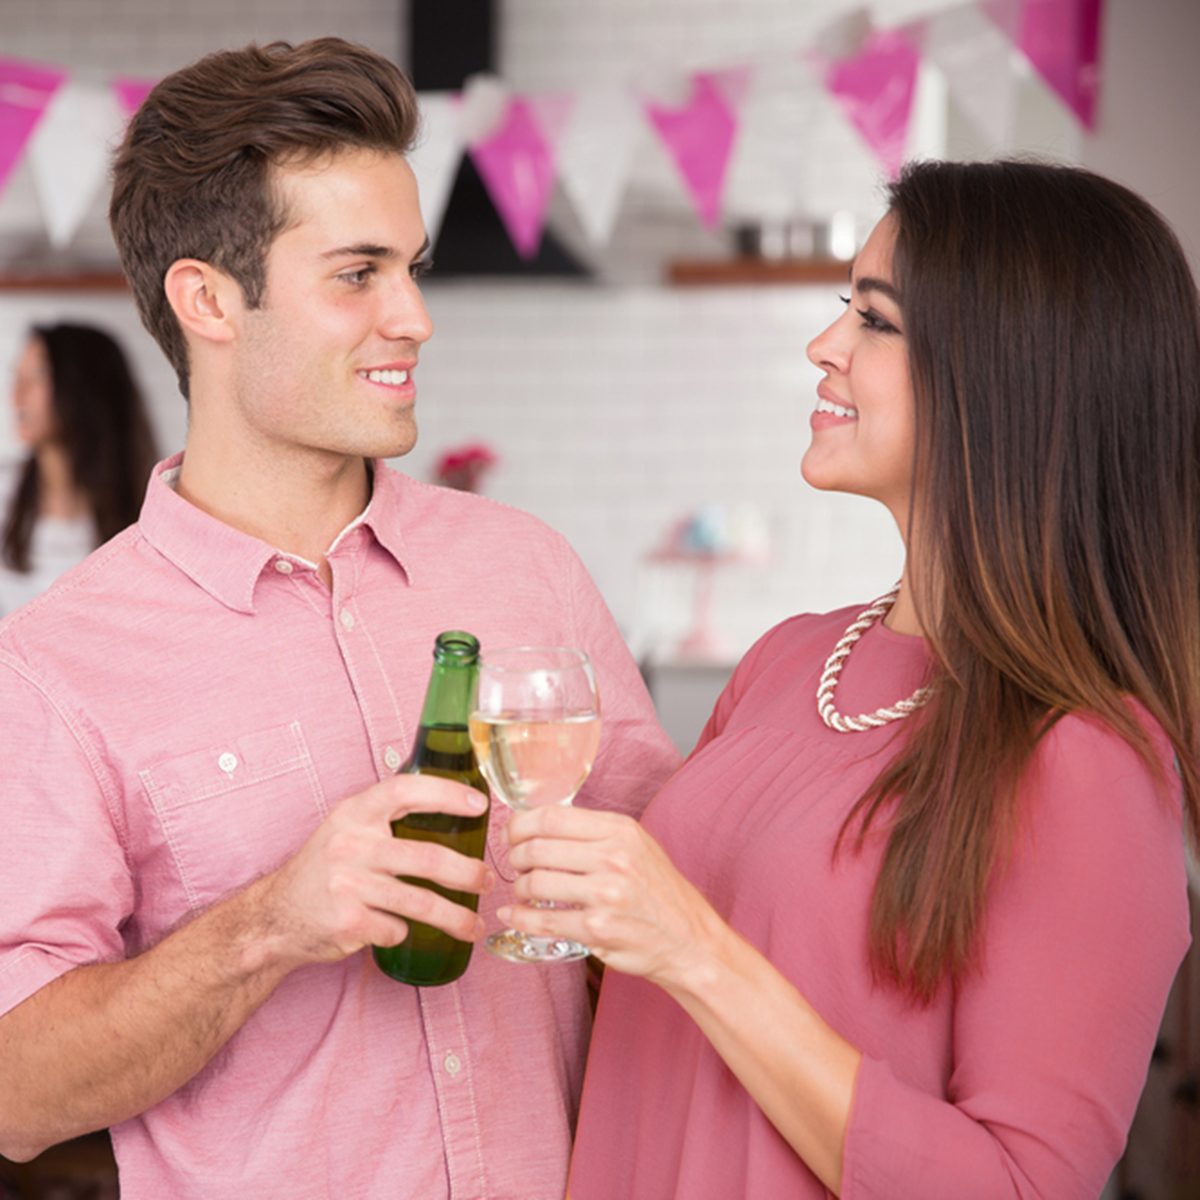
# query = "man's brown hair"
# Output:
<box><xmin>109</xmin><ymin>38</ymin><xmax>421</xmax><ymax>397</ymax></box>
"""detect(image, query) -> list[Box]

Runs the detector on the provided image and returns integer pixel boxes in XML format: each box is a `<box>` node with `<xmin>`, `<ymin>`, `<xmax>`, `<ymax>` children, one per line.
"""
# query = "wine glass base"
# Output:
<box><xmin>486</xmin><ymin>928</ymin><xmax>589</xmax><ymax>964</ymax></box>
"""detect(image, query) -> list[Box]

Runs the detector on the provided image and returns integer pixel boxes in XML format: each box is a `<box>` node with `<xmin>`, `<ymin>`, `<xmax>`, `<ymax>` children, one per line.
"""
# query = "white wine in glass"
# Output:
<box><xmin>469</xmin><ymin>646</ymin><xmax>601</xmax><ymax>963</ymax></box>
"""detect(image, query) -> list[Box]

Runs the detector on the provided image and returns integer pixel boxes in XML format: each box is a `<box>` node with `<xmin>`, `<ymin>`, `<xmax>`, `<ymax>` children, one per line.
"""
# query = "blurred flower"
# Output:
<box><xmin>433</xmin><ymin>442</ymin><xmax>499</xmax><ymax>493</ymax></box>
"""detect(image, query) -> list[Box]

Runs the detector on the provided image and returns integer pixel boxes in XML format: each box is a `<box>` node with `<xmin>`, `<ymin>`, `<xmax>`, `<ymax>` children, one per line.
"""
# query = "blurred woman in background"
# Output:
<box><xmin>2</xmin><ymin>323</ymin><xmax>157</xmax><ymax>613</ymax></box>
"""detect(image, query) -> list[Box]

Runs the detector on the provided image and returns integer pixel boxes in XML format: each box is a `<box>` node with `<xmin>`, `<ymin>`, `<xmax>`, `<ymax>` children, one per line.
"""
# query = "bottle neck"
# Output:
<box><xmin>418</xmin><ymin>657</ymin><xmax>478</xmax><ymax>729</ymax></box>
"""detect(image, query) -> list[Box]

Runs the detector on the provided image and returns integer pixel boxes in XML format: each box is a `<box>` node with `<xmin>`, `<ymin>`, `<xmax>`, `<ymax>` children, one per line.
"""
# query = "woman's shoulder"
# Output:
<box><xmin>1018</xmin><ymin>706</ymin><xmax>1184</xmax><ymax>856</ymax></box>
<box><xmin>1034</xmin><ymin>705</ymin><xmax>1175</xmax><ymax>789</ymax></box>
<box><xmin>728</xmin><ymin>603</ymin><xmax>876</xmax><ymax>686</ymax></box>
<box><xmin>743</xmin><ymin>604</ymin><xmax>863</xmax><ymax>660</ymax></box>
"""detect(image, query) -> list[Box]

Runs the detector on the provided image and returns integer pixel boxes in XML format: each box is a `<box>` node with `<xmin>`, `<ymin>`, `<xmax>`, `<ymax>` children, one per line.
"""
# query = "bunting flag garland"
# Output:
<box><xmin>642</xmin><ymin>68</ymin><xmax>749</xmax><ymax>230</ymax></box>
<box><xmin>1016</xmin><ymin>0</ymin><xmax>1103</xmax><ymax>129</ymax></box>
<box><xmin>467</xmin><ymin>93</ymin><xmax>573</xmax><ymax>259</ymax></box>
<box><xmin>823</xmin><ymin>30</ymin><xmax>921</xmax><ymax>181</ymax></box>
<box><xmin>407</xmin><ymin>92</ymin><xmax>463</xmax><ymax>244</ymax></box>
<box><xmin>0</xmin><ymin>58</ymin><xmax>67</xmax><ymax>198</ymax></box>
<box><xmin>556</xmin><ymin>85</ymin><xmax>643</xmax><ymax>247</ymax></box>
<box><xmin>925</xmin><ymin>5</ymin><xmax>1019</xmax><ymax>146</ymax></box>
<box><xmin>0</xmin><ymin>1</ymin><xmax>1109</xmax><ymax>258</ymax></box>
<box><xmin>27</xmin><ymin>81</ymin><xmax>122</xmax><ymax>248</ymax></box>
<box><xmin>113</xmin><ymin>76</ymin><xmax>158</xmax><ymax>119</ymax></box>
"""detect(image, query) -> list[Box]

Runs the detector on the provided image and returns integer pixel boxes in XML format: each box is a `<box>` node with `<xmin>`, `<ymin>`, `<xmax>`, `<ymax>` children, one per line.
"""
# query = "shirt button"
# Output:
<box><xmin>218</xmin><ymin>752</ymin><xmax>238</xmax><ymax>774</ymax></box>
<box><xmin>384</xmin><ymin>746</ymin><xmax>402</xmax><ymax>771</ymax></box>
<box><xmin>274</xmin><ymin>559</ymin><xmax>294</xmax><ymax>575</ymax></box>
<box><xmin>443</xmin><ymin>1052</ymin><xmax>462</xmax><ymax>1076</ymax></box>
<box><xmin>339</xmin><ymin>608</ymin><xmax>355</xmax><ymax>631</ymax></box>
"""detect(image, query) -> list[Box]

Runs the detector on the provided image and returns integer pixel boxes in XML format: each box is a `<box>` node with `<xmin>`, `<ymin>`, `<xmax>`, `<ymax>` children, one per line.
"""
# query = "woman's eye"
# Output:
<box><xmin>857</xmin><ymin>307</ymin><xmax>898</xmax><ymax>334</ymax></box>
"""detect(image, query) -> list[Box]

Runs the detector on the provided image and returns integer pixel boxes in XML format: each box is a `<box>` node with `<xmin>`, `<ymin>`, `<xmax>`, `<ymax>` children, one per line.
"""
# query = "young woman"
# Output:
<box><xmin>501</xmin><ymin>160</ymin><xmax>1199</xmax><ymax>1198</ymax></box>
<box><xmin>3</xmin><ymin>323</ymin><xmax>158</xmax><ymax>612</ymax></box>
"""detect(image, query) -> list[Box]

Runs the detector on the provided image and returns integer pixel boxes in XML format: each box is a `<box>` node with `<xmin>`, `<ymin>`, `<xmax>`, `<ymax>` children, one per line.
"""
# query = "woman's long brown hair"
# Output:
<box><xmin>3</xmin><ymin>324</ymin><xmax>158</xmax><ymax>572</ymax></box>
<box><xmin>843</xmin><ymin>161</ymin><xmax>1200</xmax><ymax>1003</ymax></box>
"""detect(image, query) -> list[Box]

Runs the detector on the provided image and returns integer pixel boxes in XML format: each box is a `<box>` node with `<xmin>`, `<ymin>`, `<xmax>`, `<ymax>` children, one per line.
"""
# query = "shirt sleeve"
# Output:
<box><xmin>0</xmin><ymin>656</ymin><xmax>134</xmax><ymax>1018</ymax></box>
<box><xmin>841</xmin><ymin>714</ymin><xmax>1191</xmax><ymax>1200</ymax></box>
<box><xmin>557</xmin><ymin>535</ymin><xmax>681</xmax><ymax>819</ymax></box>
<box><xmin>691</xmin><ymin>621</ymin><xmax>779</xmax><ymax>755</ymax></box>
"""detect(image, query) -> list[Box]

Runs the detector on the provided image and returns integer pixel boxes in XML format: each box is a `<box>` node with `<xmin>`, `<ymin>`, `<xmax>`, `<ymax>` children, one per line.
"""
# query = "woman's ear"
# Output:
<box><xmin>163</xmin><ymin>259</ymin><xmax>241</xmax><ymax>347</ymax></box>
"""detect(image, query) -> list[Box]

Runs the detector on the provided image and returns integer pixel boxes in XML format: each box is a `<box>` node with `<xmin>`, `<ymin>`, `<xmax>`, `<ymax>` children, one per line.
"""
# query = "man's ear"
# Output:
<box><xmin>163</xmin><ymin>259</ymin><xmax>242</xmax><ymax>346</ymax></box>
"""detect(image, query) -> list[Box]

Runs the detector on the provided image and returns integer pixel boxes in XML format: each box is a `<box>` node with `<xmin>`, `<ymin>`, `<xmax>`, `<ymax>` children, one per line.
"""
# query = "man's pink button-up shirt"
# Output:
<box><xmin>0</xmin><ymin>455</ymin><xmax>679</xmax><ymax>1200</ymax></box>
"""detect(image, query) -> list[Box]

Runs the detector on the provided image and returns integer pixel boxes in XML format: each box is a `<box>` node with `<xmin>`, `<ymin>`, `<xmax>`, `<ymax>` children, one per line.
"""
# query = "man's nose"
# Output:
<box><xmin>380</xmin><ymin>276</ymin><xmax>434</xmax><ymax>346</ymax></box>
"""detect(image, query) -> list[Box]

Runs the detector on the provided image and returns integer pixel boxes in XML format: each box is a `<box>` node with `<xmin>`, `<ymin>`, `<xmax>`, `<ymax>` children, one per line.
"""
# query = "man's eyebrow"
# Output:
<box><xmin>321</xmin><ymin>243</ymin><xmax>395</xmax><ymax>260</ymax></box>
<box><xmin>319</xmin><ymin>238</ymin><xmax>432</xmax><ymax>261</ymax></box>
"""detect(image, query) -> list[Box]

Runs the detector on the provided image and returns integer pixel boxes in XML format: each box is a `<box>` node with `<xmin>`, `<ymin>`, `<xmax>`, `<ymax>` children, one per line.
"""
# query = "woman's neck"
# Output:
<box><xmin>882</xmin><ymin>571</ymin><xmax>924</xmax><ymax>636</ymax></box>
<box><xmin>35</xmin><ymin>444</ymin><xmax>88</xmax><ymax>520</ymax></box>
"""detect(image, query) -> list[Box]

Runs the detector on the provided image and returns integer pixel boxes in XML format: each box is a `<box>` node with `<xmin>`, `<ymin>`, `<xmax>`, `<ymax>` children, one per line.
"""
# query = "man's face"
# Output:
<box><xmin>230</xmin><ymin>148</ymin><xmax>434</xmax><ymax>464</ymax></box>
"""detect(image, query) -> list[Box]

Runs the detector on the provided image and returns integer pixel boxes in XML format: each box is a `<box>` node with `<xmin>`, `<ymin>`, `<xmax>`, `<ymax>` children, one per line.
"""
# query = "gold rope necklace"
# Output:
<box><xmin>817</xmin><ymin>586</ymin><xmax>933</xmax><ymax>733</ymax></box>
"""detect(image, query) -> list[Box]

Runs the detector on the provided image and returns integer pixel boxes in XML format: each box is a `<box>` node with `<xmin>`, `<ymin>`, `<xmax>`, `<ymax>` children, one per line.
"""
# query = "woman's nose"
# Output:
<box><xmin>806</xmin><ymin>314</ymin><xmax>849</xmax><ymax>373</ymax></box>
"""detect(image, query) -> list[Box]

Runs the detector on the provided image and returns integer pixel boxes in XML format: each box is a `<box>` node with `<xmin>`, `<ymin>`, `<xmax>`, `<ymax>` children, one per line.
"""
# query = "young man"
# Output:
<box><xmin>0</xmin><ymin>39</ymin><xmax>678</xmax><ymax>1200</ymax></box>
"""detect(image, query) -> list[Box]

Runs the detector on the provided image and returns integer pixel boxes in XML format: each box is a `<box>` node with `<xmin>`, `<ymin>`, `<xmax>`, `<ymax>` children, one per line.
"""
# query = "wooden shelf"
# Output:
<box><xmin>1</xmin><ymin>261</ymin><xmax>851</xmax><ymax>291</ymax></box>
<box><xmin>667</xmin><ymin>257</ymin><xmax>849</xmax><ymax>286</ymax></box>
<box><xmin>0</xmin><ymin>271</ymin><xmax>128</xmax><ymax>292</ymax></box>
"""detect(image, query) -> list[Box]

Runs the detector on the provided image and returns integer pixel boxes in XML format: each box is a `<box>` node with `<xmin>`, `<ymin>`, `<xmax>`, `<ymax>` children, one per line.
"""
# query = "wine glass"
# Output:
<box><xmin>469</xmin><ymin>646</ymin><xmax>602</xmax><ymax>963</ymax></box>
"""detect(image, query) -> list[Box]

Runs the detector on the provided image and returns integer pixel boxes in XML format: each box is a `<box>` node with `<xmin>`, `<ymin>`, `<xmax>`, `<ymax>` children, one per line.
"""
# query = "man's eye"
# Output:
<box><xmin>410</xmin><ymin>258</ymin><xmax>434</xmax><ymax>280</ymax></box>
<box><xmin>339</xmin><ymin>266</ymin><xmax>375</xmax><ymax>286</ymax></box>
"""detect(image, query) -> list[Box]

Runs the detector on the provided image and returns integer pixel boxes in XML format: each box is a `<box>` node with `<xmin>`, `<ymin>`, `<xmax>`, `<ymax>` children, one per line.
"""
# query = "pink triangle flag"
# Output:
<box><xmin>643</xmin><ymin>70</ymin><xmax>747</xmax><ymax>230</ymax></box>
<box><xmin>1016</xmin><ymin>0</ymin><xmax>1103</xmax><ymax>130</ymax></box>
<box><xmin>468</xmin><ymin>94</ymin><xmax>569</xmax><ymax>259</ymax></box>
<box><xmin>824</xmin><ymin>30</ymin><xmax>920</xmax><ymax>180</ymax></box>
<box><xmin>0</xmin><ymin>58</ymin><xmax>68</xmax><ymax>198</ymax></box>
<box><xmin>113</xmin><ymin>76</ymin><xmax>158</xmax><ymax>119</ymax></box>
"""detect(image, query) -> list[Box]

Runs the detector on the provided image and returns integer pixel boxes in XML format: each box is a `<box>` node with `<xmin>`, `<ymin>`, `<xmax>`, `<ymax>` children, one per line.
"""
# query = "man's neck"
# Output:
<box><xmin>176</xmin><ymin>430</ymin><xmax>371</xmax><ymax>588</ymax></box>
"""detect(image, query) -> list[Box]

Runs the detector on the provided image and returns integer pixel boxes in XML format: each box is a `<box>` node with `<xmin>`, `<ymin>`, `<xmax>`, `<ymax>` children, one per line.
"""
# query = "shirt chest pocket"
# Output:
<box><xmin>139</xmin><ymin>721</ymin><xmax>328</xmax><ymax>911</ymax></box>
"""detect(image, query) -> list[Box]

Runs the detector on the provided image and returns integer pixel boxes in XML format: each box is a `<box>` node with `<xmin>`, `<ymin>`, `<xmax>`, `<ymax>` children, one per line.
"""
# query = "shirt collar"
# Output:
<box><xmin>357</xmin><ymin>461</ymin><xmax>413</xmax><ymax>581</ymax></box>
<box><xmin>138</xmin><ymin>453</ymin><xmax>412</xmax><ymax>614</ymax></box>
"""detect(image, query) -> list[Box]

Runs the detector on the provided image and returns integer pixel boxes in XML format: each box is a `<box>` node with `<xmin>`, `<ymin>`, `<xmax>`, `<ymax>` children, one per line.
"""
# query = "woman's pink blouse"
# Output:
<box><xmin>569</xmin><ymin>606</ymin><xmax>1191</xmax><ymax>1199</ymax></box>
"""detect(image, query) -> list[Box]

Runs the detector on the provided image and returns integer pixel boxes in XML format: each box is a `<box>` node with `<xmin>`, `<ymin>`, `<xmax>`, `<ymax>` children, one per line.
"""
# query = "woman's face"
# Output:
<box><xmin>802</xmin><ymin>214</ymin><xmax>916</xmax><ymax>531</ymax></box>
<box><xmin>11</xmin><ymin>337</ymin><xmax>57</xmax><ymax>449</ymax></box>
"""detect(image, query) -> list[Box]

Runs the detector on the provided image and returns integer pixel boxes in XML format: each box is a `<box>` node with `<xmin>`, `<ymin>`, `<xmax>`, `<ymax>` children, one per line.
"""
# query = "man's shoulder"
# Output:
<box><xmin>0</xmin><ymin>523</ymin><xmax>150</xmax><ymax>653</ymax></box>
<box><xmin>378</xmin><ymin>466</ymin><xmax>568</xmax><ymax>553</ymax></box>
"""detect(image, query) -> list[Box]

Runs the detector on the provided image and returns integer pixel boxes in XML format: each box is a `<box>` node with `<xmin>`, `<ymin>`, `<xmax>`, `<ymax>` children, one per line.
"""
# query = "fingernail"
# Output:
<box><xmin>469</xmin><ymin>791</ymin><xmax>489</xmax><ymax>811</ymax></box>
<box><xmin>496</xmin><ymin>905</ymin><xmax>511</xmax><ymax>923</ymax></box>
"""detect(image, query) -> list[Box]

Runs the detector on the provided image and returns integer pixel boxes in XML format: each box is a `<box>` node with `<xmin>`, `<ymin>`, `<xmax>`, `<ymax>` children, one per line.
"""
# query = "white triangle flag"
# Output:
<box><xmin>904</xmin><ymin>58</ymin><xmax>949</xmax><ymax>161</ymax></box>
<box><xmin>924</xmin><ymin>4</ymin><xmax>1018</xmax><ymax>149</ymax></box>
<box><xmin>556</xmin><ymin>85</ymin><xmax>642</xmax><ymax>248</ymax></box>
<box><xmin>27</xmin><ymin>80</ymin><xmax>122</xmax><ymax>248</ymax></box>
<box><xmin>409</xmin><ymin>92</ymin><xmax>465</xmax><ymax>245</ymax></box>
<box><xmin>723</xmin><ymin>56</ymin><xmax>794</xmax><ymax>223</ymax></box>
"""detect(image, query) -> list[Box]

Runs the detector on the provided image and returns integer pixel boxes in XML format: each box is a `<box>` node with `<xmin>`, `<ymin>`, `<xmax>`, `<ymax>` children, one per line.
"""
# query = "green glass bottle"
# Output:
<box><xmin>373</xmin><ymin>631</ymin><xmax>491</xmax><ymax>986</ymax></box>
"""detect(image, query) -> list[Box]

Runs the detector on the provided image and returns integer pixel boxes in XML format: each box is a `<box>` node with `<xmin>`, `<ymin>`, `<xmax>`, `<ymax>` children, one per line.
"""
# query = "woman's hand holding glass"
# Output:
<box><xmin>498</xmin><ymin>800</ymin><xmax>727</xmax><ymax>988</ymax></box>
